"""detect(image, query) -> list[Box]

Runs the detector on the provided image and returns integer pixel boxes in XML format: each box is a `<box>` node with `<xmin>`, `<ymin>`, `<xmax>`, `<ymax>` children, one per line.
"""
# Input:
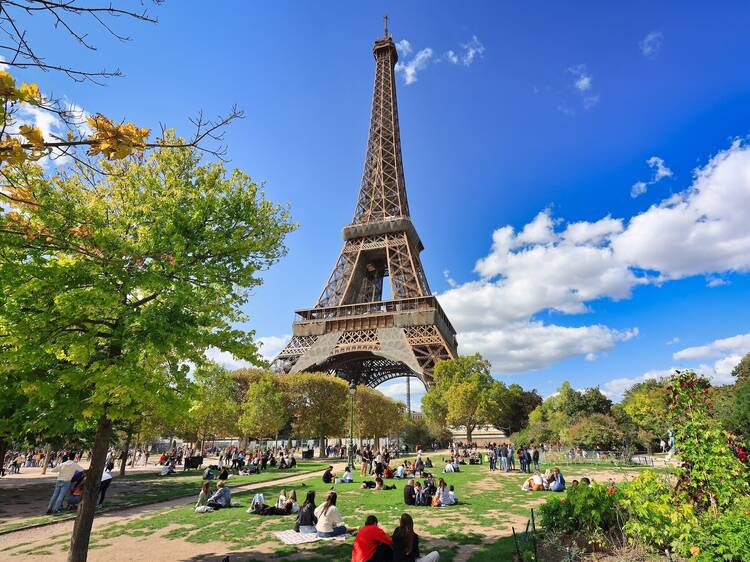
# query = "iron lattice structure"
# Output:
<box><xmin>273</xmin><ymin>25</ymin><xmax>457</xmax><ymax>399</ymax></box>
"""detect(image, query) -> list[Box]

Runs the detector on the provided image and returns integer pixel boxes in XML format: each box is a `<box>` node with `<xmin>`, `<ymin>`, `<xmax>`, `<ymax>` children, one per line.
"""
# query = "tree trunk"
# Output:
<box><xmin>129</xmin><ymin>442</ymin><xmax>137</xmax><ymax>468</ymax></box>
<box><xmin>0</xmin><ymin>438</ymin><xmax>7</xmax><ymax>475</ymax></box>
<box><xmin>41</xmin><ymin>443</ymin><xmax>52</xmax><ymax>475</ymax></box>
<box><xmin>68</xmin><ymin>414</ymin><xmax>112</xmax><ymax>562</ymax></box>
<box><xmin>119</xmin><ymin>427</ymin><xmax>132</xmax><ymax>477</ymax></box>
<box><xmin>466</xmin><ymin>425</ymin><xmax>473</xmax><ymax>443</ymax></box>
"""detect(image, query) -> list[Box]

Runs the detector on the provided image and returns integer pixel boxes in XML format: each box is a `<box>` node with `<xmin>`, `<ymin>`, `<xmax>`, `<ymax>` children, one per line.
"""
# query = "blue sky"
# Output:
<box><xmin>22</xmin><ymin>1</ymin><xmax>750</xmax><ymax>407</ymax></box>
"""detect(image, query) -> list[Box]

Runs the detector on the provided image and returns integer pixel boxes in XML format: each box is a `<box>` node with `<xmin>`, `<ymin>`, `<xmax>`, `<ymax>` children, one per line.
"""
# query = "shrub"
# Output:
<box><xmin>566</xmin><ymin>414</ymin><xmax>623</xmax><ymax>450</ymax></box>
<box><xmin>539</xmin><ymin>482</ymin><xmax>625</xmax><ymax>541</ymax></box>
<box><xmin>619</xmin><ymin>471</ymin><xmax>696</xmax><ymax>553</ymax></box>
<box><xmin>674</xmin><ymin>497</ymin><xmax>750</xmax><ymax>561</ymax></box>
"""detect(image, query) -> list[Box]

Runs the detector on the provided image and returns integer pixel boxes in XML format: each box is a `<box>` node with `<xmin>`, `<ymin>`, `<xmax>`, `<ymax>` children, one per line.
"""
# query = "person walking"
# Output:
<box><xmin>46</xmin><ymin>454</ymin><xmax>83</xmax><ymax>514</ymax></box>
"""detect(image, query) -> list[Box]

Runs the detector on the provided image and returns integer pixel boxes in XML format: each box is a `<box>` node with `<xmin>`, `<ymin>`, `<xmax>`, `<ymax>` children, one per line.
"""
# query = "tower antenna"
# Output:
<box><xmin>384</xmin><ymin>14</ymin><xmax>389</xmax><ymax>37</ymax></box>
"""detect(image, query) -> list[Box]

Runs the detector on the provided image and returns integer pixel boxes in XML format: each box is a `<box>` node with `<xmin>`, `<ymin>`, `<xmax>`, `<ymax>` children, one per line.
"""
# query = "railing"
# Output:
<box><xmin>294</xmin><ymin>295</ymin><xmax>440</xmax><ymax>322</ymax></box>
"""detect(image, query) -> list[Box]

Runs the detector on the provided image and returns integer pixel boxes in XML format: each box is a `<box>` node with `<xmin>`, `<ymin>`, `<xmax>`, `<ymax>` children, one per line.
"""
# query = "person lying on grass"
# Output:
<box><xmin>360</xmin><ymin>477</ymin><xmax>396</xmax><ymax>490</ymax></box>
<box><xmin>250</xmin><ymin>490</ymin><xmax>299</xmax><ymax>516</ymax></box>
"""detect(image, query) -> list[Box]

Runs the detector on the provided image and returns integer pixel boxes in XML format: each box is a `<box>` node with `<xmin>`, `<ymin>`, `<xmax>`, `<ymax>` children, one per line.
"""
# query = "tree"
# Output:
<box><xmin>485</xmin><ymin>382</ymin><xmax>542</xmax><ymax>434</ymax></box>
<box><xmin>732</xmin><ymin>352</ymin><xmax>750</xmax><ymax>382</ymax></box>
<box><xmin>238</xmin><ymin>374</ymin><xmax>288</xmax><ymax>444</ymax></box>
<box><xmin>566</xmin><ymin>413</ymin><xmax>623</xmax><ymax>450</ymax></box>
<box><xmin>423</xmin><ymin>354</ymin><xmax>494</xmax><ymax>442</ymax></box>
<box><xmin>187</xmin><ymin>363</ymin><xmax>242</xmax><ymax>451</ymax></box>
<box><xmin>0</xmin><ymin>146</ymin><xmax>293</xmax><ymax>561</ymax></box>
<box><xmin>353</xmin><ymin>385</ymin><xmax>404</xmax><ymax>440</ymax></box>
<box><xmin>621</xmin><ymin>379</ymin><xmax>670</xmax><ymax>437</ymax></box>
<box><xmin>282</xmin><ymin>373</ymin><xmax>348</xmax><ymax>449</ymax></box>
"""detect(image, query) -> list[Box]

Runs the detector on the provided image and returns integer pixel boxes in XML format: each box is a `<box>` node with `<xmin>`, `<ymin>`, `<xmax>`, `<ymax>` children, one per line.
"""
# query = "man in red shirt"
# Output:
<box><xmin>352</xmin><ymin>515</ymin><xmax>393</xmax><ymax>562</ymax></box>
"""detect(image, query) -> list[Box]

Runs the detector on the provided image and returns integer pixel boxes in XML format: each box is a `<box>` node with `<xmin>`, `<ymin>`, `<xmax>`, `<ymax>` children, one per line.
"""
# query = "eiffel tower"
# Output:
<box><xmin>272</xmin><ymin>18</ymin><xmax>457</xmax><ymax>410</ymax></box>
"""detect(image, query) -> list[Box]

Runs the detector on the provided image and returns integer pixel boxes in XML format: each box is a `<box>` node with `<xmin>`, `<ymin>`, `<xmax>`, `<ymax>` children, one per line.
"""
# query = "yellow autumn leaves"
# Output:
<box><xmin>86</xmin><ymin>114</ymin><xmax>150</xmax><ymax>160</ymax></box>
<box><xmin>0</xmin><ymin>68</ymin><xmax>151</xmax><ymax>166</ymax></box>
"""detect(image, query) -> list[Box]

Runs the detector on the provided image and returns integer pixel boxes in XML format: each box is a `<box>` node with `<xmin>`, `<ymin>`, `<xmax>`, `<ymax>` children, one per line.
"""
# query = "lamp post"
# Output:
<box><xmin>348</xmin><ymin>382</ymin><xmax>356</xmax><ymax>470</ymax></box>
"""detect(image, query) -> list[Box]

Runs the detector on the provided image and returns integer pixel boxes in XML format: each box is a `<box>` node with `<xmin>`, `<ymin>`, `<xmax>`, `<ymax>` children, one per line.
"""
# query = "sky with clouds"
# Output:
<box><xmin>23</xmin><ymin>1</ymin><xmax>750</xmax><ymax>407</ymax></box>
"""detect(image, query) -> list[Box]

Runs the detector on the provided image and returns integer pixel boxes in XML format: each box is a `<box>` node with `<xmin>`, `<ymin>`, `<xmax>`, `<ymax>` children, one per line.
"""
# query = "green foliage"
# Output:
<box><xmin>238</xmin><ymin>373</ymin><xmax>288</xmax><ymax>439</ymax></box>
<box><xmin>675</xmin><ymin>497</ymin><xmax>750</xmax><ymax>561</ymax></box>
<box><xmin>621</xmin><ymin>378</ymin><xmax>670</xmax><ymax>438</ymax></box>
<box><xmin>717</xmin><ymin>378</ymin><xmax>750</xmax><ymax>439</ymax></box>
<box><xmin>282</xmin><ymin>373</ymin><xmax>348</xmax><ymax>439</ymax></box>
<box><xmin>668</xmin><ymin>371</ymin><xmax>749</xmax><ymax>513</ymax></box>
<box><xmin>0</xmin><ymin>145</ymin><xmax>295</xmax><ymax>441</ymax></box>
<box><xmin>539</xmin><ymin>482</ymin><xmax>624</xmax><ymax>539</ymax></box>
<box><xmin>732</xmin><ymin>352</ymin><xmax>750</xmax><ymax>382</ymax></box>
<box><xmin>566</xmin><ymin>413</ymin><xmax>623</xmax><ymax>450</ymax></box>
<box><xmin>619</xmin><ymin>471</ymin><xmax>696</xmax><ymax>552</ymax></box>
<box><xmin>423</xmin><ymin>354</ymin><xmax>497</xmax><ymax>440</ymax></box>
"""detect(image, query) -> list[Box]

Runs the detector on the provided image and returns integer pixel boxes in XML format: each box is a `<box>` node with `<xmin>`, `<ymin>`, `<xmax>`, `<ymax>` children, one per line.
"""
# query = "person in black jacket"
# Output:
<box><xmin>403</xmin><ymin>479</ymin><xmax>416</xmax><ymax>506</ymax></box>
<box><xmin>294</xmin><ymin>490</ymin><xmax>317</xmax><ymax>533</ymax></box>
<box><xmin>391</xmin><ymin>513</ymin><xmax>439</xmax><ymax>562</ymax></box>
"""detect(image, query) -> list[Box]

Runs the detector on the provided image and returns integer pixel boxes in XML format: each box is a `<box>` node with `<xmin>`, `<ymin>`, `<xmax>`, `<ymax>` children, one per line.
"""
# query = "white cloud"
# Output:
<box><xmin>395</xmin><ymin>47</ymin><xmax>434</xmax><ymax>85</ymax></box>
<box><xmin>666</xmin><ymin>337</ymin><xmax>681</xmax><ymax>346</ymax></box>
<box><xmin>377</xmin><ymin>378</ymin><xmax>427</xmax><ymax>410</ymax></box>
<box><xmin>395</xmin><ymin>39</ymin><xmax>412</xmax><ymax>57</ymax></box>
<box><xmin>203</xmin><ymin>334</ymin><xmax>291</xmax><ymax>370</ymax></box>
<box><xmin>459</xmin><ymin>35</ymin><xmax>485</xmax><ymax>66</ymax></box>
<box><xmin>439</xmin><ymin>140</ymin><xmax>750</xmax><ymax>374</ymax></box>
<box><xmin>395</xmin><ymin>35</ymin><xmax>483</xmax><ymax>85</ymax></box>
<box><xmin>257</xmin><ymin>334</ymin><xmax>291</xmax><ymax>361</ymax></box>
<box><xmin>632</xmin><ymin>156</ymin><xmax>673</xmax><ymax>197</ymax></box>
<box><xmin>563</xmin><ymin>64</ymin><xmax>598</xmax><ymax>112</ymax></box>
<box><xmin>601</xmin><ymin>368</ymin><xmax>675</xmax><ymax>401</ymax></box>
<box><xmin>204</xmin><ymin>347</ymin><xmax>253</xmax><ymax>371</ymax></box>
<box><xmin>673</xmin><ymin>333</ymin><xmax>750</xmax><ymax>361</ymax></box>
<box><xmin>640</xmin><ymin>31</ymin><xmax>663</xmax><ymax>58</ymax></box>
<box><xmin>630</xmin><ymin>180</ymin><xmax>648</xmax><ymax>198</ymax></box>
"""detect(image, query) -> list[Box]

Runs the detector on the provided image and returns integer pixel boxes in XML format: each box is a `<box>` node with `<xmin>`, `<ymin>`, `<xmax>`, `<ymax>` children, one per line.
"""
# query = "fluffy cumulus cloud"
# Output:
<box><xmin>640</xmin><ymin>31</ymin><xmax>663</xmax><ymax>58</ymax></box>
<box><xmin>601</xmin><ymin>368</ymin><xmax>676</xmax><ymax>401</ymax></box>
<box><xmin>395</xmin><ymin>35</ymin><xmax>484</xmax><ymax>85</ymax></box>
<box><xmin>257</xmin><ymin>334</ymin><xmax>292</xmax><ymax>361</ymax></box>
<box><xmin>438</xmin><ymin>140</ymin><xmax>750</xmax><ymax>375</ymax></box>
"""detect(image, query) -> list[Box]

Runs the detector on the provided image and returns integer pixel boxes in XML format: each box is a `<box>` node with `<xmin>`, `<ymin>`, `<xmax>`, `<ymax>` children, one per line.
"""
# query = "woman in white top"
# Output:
<box><xmin>313</xmin><ymin>491</ymin><xmax>346</xmax><ymax>537</ymax></box>
<box><xmin>336</xmin><ymin>466</ymin><xmax>354</xmax><ymax>483</ymax></box>
<box><xmin>276</xmin><ymin>489</ymin><xmax>287</xmax><ymax>509</ymax></box>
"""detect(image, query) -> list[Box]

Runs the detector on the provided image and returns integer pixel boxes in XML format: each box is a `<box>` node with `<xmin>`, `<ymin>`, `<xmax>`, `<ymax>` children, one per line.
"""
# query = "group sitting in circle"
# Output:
<box><xmin>521</xmin><ymin>467</ymin><xmax>566</xmax><ymax>492</ymax></box>
<box><xmin>403</xmin><ymin>477</ymin><xmax>457</xmax><ymax>507</ymax></box>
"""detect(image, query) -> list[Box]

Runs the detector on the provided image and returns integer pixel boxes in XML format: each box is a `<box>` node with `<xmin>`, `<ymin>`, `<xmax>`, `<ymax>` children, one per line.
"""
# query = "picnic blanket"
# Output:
<box><xmin>274</xmin><ymin>530</ymin><xmax>351</xmax><ymax>545</ymax></box>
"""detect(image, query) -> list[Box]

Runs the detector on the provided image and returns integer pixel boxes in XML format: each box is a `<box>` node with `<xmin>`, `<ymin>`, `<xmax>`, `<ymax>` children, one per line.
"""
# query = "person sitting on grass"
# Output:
<box><xmin>448</xmin><ymin>485</ymin><xmax>457</xmax><ymax>505</ymax></box>
<box><xmin>403</xmin><ymin>479</ymin><xmax>416</xmax><ymax>505</ymax></box>
<box><xmin>414</xmin><ymin>457</ymin><xmax>424</xmax><ymax>477</ymax></box>
<box><xmin>424</xmin><ymin>457</ymin><xmax>433</xmax><ymax>469</ymax></box>
<box><xmin>276</xmin><ymin>489</ymin><xmax>288</xmax><ymax>509</ymax></box>
<box><xmin>251</xmin><ymin>490</ymin><xmax>299</xmax><ymax>516</ymax></box>
<box><xmin>435</xmin><ymin>478</ymin><xmax>452</xmax><ymax>506</ymax></box>
<box><xmin>394</xmin><ymin>463</ymin><xmax>406</xmax><ymax>479</ymax></box>
<box><xmin>322</xmin><ymin>465</ymin><xmax>335</xmax><ymax>484</ymax></box>
<box><xmin>391</xmin><ymin>512</ymin><xmax>440</xmax><ymax>562</ymax></box>
<box><xmin>337</xmin><ymin>466</ymin><xmax>354</xmax><ymax>484</ymax></box>
<box><xmin>314</xmin><ymin>491</ymin><xmax>347</xmax><ymax>538</ymax></box>
<box><xmin>549</xmin><ymin>467</ymin><xmax>566</xmax><ymax>492</ymax></box>
<box><xmin>384</xmin><ymin>465</ymin><xmax>394</xmax><ymax>479</ymax></box>
<box><xmin>521</xmin><ymin>470</ymin><xmax>546</xmax><ymax>492</ymax></box>
<box><xmin>202</xmin><ymin>465</ymin><xmax>217</xmax><ymax>480</ymax></box>
<box><xmin>443</xmin><ymin>458</ymin><xmax>455</xmax><ymax>473</ymax></box>
<box><xmin>206</xmin><ymin>481</ymin><xmax>232</xmax><ymax>509</ymax></box>
<box><xmin>352</xmin><ymin>515</ymin><xmax>392</xmax><ymax>562</ymax></box>
<box><xmin>195</xmin><ymin>482</ymin><xmax>214</xmax><ymax>513</ymax></box>
<box><xmin>295</xmin><ymin>490</ymin><xmax>317</xmax><ymax>534</ymax></box>
<box><xmin>414</xmin><ymin>482</ymin><xmax>429</xmax><ymax>506</ymax></box>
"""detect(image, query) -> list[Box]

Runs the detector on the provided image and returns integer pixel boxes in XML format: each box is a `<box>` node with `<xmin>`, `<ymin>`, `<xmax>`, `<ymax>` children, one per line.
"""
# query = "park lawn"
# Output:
<box><xmin>54</xmin><ymin>460</ymin><xmax>652</xmax><ymax>562</ymax></box>
<box><xmin>0</xmin><ymin>461</ymin><xmax>328</xmax><ymax>535</ymax></box>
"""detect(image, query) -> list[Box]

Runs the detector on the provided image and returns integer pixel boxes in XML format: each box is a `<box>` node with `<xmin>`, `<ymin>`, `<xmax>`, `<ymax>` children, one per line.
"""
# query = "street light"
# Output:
<box><xmin>348</xmin><ymin>382</ymin><xmax>356</xmax><ymax>470</ymax></box>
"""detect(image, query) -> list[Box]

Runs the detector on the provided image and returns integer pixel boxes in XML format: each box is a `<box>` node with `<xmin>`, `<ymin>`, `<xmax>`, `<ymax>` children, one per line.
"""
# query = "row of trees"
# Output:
<box><xmin>185</xmin><ymin>367</ymin><xmax>405</xmax><ymax>451</ymax></box>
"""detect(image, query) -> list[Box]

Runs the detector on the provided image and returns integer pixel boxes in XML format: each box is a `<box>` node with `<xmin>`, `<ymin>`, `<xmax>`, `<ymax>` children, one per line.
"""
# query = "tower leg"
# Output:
<box><xmin>406</xmin><ymin>375</ymin><xmax>411</xmax><ymax>418</ymax></box>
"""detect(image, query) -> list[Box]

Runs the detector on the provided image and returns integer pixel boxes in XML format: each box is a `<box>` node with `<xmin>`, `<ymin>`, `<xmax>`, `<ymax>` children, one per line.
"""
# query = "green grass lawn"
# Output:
<box><xmin>0</xmin><ymin>461</ymin><xmax>328</xmax><ymax>535</ymax></box>
<box><xmin>37</xmin><ymin>460</ymin><xmax>650</xmax><ymax>562</ymax></box>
